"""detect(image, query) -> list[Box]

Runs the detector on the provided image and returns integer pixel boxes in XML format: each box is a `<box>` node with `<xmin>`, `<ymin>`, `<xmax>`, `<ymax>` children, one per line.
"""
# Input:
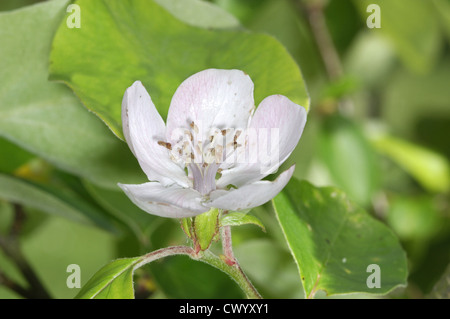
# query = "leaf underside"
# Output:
<box><xmin>75</xmin><ymin>257</ymin><xmax>141</xmax><ymax>299</ymax></box>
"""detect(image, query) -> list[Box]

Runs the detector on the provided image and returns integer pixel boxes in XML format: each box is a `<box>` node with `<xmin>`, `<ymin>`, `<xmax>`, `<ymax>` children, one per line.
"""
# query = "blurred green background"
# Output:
<box><xmin>0</xmin><ymin>0</ymin><xmax>449</xmax><ymax>299</ymax></box>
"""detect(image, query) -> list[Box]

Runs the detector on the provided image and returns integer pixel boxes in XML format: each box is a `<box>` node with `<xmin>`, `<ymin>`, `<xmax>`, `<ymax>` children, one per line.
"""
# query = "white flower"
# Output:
<box><xmin>118</xmin><ymin>69</ymin><xmax>307</xmax><ymax>218</ymax></box>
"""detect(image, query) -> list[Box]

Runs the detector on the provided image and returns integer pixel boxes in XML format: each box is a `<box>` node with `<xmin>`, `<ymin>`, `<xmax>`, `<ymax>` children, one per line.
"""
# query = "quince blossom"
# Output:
<box><xmin>119</xmin><ymin>69</ymin><xmax>306</xmax><ymax>218</ymax></box>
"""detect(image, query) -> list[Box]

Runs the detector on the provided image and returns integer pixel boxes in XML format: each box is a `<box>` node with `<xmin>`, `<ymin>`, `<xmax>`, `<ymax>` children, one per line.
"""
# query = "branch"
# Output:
<box><xmin>297</xmin><ymin>0</ymin><xmax>354</xmax><ymax>114</ymax></box>
<box><xmin>220</xmin><ymin>224</ymin><xmax>262</xmax><ymax>299</ymax></box>
<box><xmin>134</xmin><ymin>244</ymin><xmax>262</xmax><ymax>299</ymax></box>
<box><xmin>220</xmin><ymin>225</ymin><xmax>236</xmax><ymax>265</ymax></box>
<box><xmin>0</xmin><ymin>204</ymin><xmax>51</xmax><ymax>299</ymax></box>
<box><xmin>0</xmin><ymin>271</ymin><xmax>30</xmax><ymax>298</ymax></box>
<box><xmin>198</xmin><ymin>250</ymin><xmax>262</xmax><ymax>299</ymax></box>
<box><xmin>300</xmin><ymin>0</ymin><xmax>343</xmax><ymax>80</ymax></box>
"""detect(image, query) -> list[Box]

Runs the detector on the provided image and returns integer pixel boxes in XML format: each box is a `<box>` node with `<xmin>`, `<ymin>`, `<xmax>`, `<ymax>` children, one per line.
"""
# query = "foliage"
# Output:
<box><xmin>0</xmin><ymin>0</ymin><xmax>449</xmax><ymax>299</ymax></box>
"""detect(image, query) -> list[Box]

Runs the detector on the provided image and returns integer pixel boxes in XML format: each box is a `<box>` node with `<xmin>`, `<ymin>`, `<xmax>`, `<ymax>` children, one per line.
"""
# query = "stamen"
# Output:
<box><xmin>157</xmin><ymin>140</ymin><xmax>172</xmax><ymax>150</ymax></box>
<box><xmin>185</xmin><ymin>130</ymin><xmax>193</xmax><ymax>141</ymax></box>
<box><xmin>195</xmin><ymin>145</ymin><xmax>202</xmax><ymax>156</ymax></box>
<box><xmin>190</xmin><ymin>121</ymin><xmax>199</xmax><ymax>134</ymax></box>
<box><xmin>167</xmin><ymin>122</ymin><xmax>242</xmax><ymax>195</ymax></box>
<box><xmin>234</xmin><ymin>130</ymin><xmax>241</xmax><ymax>141</ymax></box>
<box><xmin>215</xmin><ymin>145</ymin><xmax>223</xmax><ymax>163</ymax></box>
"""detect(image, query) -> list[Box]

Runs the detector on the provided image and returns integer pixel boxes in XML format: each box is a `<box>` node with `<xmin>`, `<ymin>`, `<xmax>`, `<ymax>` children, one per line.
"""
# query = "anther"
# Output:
<box><xmin>185</xmin><ymin>130</ymin><xmax>193</xmax><ymax>141</ymax></box>
<box><xmin>190</xmin><ymin>121</ymin><xmax>199</xmax><ymax>134</ymax></box>
<box><xmin>234</xmin><ymin>130</ymin><xmax>241</xmax><ymax>140</ymax></box>
<box><xmin>195</xmin><ymin>145</ymin><xmax>202</xmax><ymax>155</ymax></box>
<box><xmin>157</xmin><ymin>141</ymin><xmax>172</xmax><ymax>150</ymax></box>
<box><xmin>215</xmin><ymin>145</ymin><xmax>223</xmax><ymax>162</ymax></box>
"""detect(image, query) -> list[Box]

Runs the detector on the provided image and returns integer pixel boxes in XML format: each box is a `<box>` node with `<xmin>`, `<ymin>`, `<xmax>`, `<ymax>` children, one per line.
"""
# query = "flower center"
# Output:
<box><xmin>189</xmin><ymin>162</ymin><xmax>220</xmax><ymax>195</ymax></box>
<box><xmin>159</xmin><ymin>121</ymin><xmax>243</xmax><ymax>195</ymax></box>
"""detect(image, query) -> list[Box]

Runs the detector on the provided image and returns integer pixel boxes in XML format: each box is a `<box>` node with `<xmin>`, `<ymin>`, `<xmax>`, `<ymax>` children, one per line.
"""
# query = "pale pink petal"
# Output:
<box><xmin>217</xmin><ymin>95</ymin><xmax>306</xmax><ymax>188</ymax></box>
<box><xmin>122</xmin><ymin>81</ymin><xmax>190</xmax><ymax>187</ymax></box>
<box><xmin>118</xmin><ymin>182</ymin><xmax>208</xmax><ymax>218</ymax></box>
<box><xmin>205</xmin><ymin>165</ymin><xmax>295</xmax><ymax>211</ymax></box>
<box><xmin>165</xmin><ymin>69</ymin><xmax>255</xmax><ymax>145</ymax></box>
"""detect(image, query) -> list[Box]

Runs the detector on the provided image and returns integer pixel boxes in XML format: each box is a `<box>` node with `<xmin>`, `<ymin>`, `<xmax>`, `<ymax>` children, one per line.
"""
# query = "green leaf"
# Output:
<box><xmin>193</xmin><ymin>208</ymin><xmax>220</xmax><ymax>251</ymax></box>
<box><xmin>344</xmin><ymin>32</ymin><xmax>396</xmax><ymax>89</ymax></box>
<box><xmin>0</xmin><ymin>201</ymin><xmax>14</xmax><ymax>235</ymax></box>
<box><xmin>234</xmin><ymin>239</ymin><xmax>304</xmax><ymax>298</ymax></box>
<box><xmin>0</xmin><ymin>0</ymin><xmax>145</xmax><ymax>189</ymax></box>
<box><xmin>180</xmin><ymin>217</ymin><xmax>194</xmax><ymax>240</ymax></box>
<box><xmin>0</xmin><ymin>208</ymin><xmax>118</xmax><ymax>299</ymax></box>
<box><xmin>20</xmin><ymin>212</ymin><xmax>117</xmax><ymax>298</ymax></box>
<box><xmin>49</xmin><ymin>0</ymin><xmax>309</xmax><ymax>138</ymax></box>
<box><xmin>353</xmin><ymin>0</ymin><xmax>441</xmax><ymax>74</ymax></box>
<box><xmin>83</xmin><ymin>181</ymin><xmax>158</xmax><ymax>242</ymax></box>
<box><xmin>75</xmin><ymin>257</ymin><xmax>141</xmax><ymax>299</ymax></box>
<box><xmin>273</xmin><ymin>178</ymin><xmax>408</xmax><ymax>298</ymax></box>
<box><xmin>0</xmin><ymin>173</ymin><xmax>117</xmax><ymax>232</ymax></box>
<box><xmin>154</xmin><ymin>0</ymin><xmax>240</xmax><ymax>29</ymax></box>
<box><xmin>427</xmin><ymin>263</ymin><xmax>450</xmax><ymax>299</ymax></box>
<box><xmin>210</xmin><ymin>0</ymin><xmax>270</xmax><ymax>24</ymax></box>
<box><xmin>382</xmin><ymin>60</ymin><xmax>450</xmax><ymax>139</ymax></box>
<box><xmin>319</xmin><ymin>115</ymin><xmax>380</xmax><ymax>205</ymax></box>
<box><xmin>243</xmin><ymin>0</ymin><xmax>323</xmax><ymax>80</ymax></box>
<box><xmin>372</xmin><ymin>134</ymin><xmax>450</xmax><ymax>193</ymax></box>
<box><xmin>433</xmin><ymin>0</ymin><xmax>450</xmax><ymax>41</ymax></box>
<box><xmin>220</xmin><ymin>212</ymin><xmax>265</xmax><ymax>232</ymax></box>
<box><xmin>387</xmin><ymin>195</ymin><xmax>443</xmax><ymax>241</ymax></box>
<box><xmin>148</xmin><ymin>255</ymin><xmax>242</xmax><ymax>299</ymax></box>
<box><xmin>0</xmin><ymin>0</ymin><xmax>40</xmax><ymax>12</ymax></box>
<box><xmin>77</xmin><ymin>247</ymin><xmax>245</xmax><ymax>299</ymax></box>
<box><xmin>0</xmin><ymin>138</ymin><xmax>34</xmax><ymax>173</ymax></box>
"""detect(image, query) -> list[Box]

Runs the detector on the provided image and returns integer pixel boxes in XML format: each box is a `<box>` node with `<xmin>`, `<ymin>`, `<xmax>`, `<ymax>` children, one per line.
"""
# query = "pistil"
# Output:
<box><xmin>160</xmin><ymin>121</ymin><xmax>243</xmax><ymax>195</ymax></box>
